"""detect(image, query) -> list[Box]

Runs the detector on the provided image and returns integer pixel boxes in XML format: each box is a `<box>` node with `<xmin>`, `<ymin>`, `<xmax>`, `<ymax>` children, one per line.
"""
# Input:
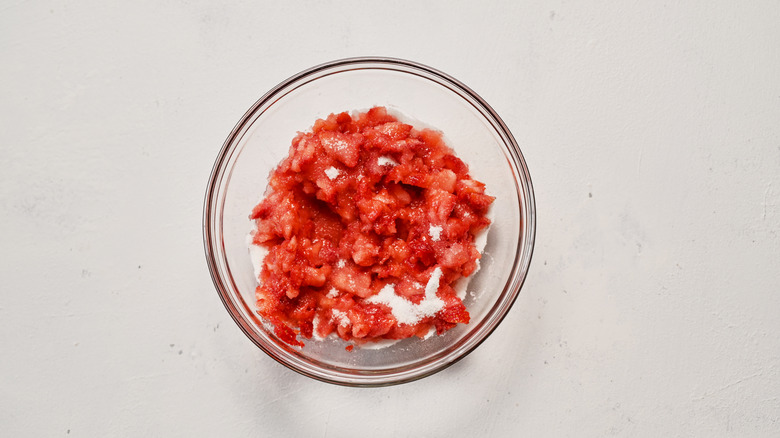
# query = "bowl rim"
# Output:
<box><xmin>203</xmin><ymin>56</ymin><xmax>536</xmax><ymax>387</ymax></box>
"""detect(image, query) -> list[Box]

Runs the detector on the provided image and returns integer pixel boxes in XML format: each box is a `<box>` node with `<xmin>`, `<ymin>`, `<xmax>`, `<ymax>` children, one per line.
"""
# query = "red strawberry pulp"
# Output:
<box><xmin>249</xmin><ymin>107</ymin><xmax>494</xmax><ymax>347</ymax></box>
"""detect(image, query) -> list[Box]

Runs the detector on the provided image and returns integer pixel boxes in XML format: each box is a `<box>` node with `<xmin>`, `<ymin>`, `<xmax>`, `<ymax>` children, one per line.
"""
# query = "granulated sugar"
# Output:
<box><xmin>324</xmin><ymin>166</ymin><xmax>341</xmax><ymax>180</ymax></box>
<box><xmin>366</xmin><ymin>267</ymin><xmax>444</xmax><ymax>325</ymax></box>
<box><xmin>429</xmin><ymin>225</ymin><xmax>443</xmax><ymax>241</ymax></box>
<box><xmin>377</xmin><ymin>156</ymin><xmax>399</xmax><ymax>167</ymax></box>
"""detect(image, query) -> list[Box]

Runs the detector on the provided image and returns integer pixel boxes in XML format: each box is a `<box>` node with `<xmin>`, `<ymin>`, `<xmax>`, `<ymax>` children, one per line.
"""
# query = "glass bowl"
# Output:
<box><xmin>203</xmin><ymin>57</ymin><xmax>535</xmax><ymax>386</ymax></box>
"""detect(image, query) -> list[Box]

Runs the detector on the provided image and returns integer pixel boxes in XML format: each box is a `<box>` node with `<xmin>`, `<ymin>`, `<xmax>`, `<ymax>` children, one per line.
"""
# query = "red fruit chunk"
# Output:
<box><xmin>319</xmin><ymin>131</ymin><xmax>360</xmax><ymax>167</ymax></box>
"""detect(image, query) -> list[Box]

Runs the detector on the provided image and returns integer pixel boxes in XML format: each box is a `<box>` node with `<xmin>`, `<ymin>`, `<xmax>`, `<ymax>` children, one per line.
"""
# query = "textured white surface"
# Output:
<box><xmin>2</xmin><ymin>1</ymin><xmax>779</xmax><ymax>436</ymax></box>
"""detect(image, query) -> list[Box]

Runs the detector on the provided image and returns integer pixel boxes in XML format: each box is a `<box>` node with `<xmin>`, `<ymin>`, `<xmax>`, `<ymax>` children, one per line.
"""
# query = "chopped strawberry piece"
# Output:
<box><xmin>349</xmin><ymin>304</ymin><xmax>395</xmax><ymax>339</ymax></box>
<box><xmin>319</xmin><ymin>131</ymin><xmax>360</xmax><ymax>167</ymax></box>
<box><xmin>269</xmin><ymin>316</ymin><xmax>304</xmax><ymax>347</ymax></box>
<box><xmin>438</xmin><ymin>296</ymin><xmax>470</xmax><ymax>325</ymax></box>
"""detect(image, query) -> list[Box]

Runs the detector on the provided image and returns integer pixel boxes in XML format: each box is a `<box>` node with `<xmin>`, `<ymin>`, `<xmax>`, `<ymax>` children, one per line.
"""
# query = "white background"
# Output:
<box><xmin>2</xmin><ymin>1</ymin><xmax>779</xmax><ymax>436</ymax></box>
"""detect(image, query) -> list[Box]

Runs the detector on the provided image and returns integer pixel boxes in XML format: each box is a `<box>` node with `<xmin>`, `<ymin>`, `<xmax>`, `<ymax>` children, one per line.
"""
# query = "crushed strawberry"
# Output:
<box><xmin>250</xmin><ymin>107</ymin><xmax>494</xmax><ymax>347</ymax></box>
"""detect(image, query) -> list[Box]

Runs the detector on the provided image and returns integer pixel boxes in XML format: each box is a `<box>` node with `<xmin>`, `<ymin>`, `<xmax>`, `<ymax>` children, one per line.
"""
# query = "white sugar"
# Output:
<box><xmin>336</xmin><ymin>259</ymin><xmax>345</xmax><ymax>268</ymax></box>
<box><xmin>327</xmin><ymin>287</ymin><xmax>339</xmax><ymax>298</ymax></box>
<box><xmin>429</xmin><ymin>225</ymin><xmax>443</xmax><ymax>241</ymax></box>
<box><xmin>424</xmin><ymin>267</ymin><xmax>444</xmax><ymax>298</ymax></box>
<box><xmin>377</xmin><ymin>156</ymin><xmax>398</xmax><ymax>167</ymax></box>
<box><xmin>365</xmin><ymin>268</ymin><xmax>444</xmax><ymax>326</ymax></box>
<box><xmin>332</xmin><ymin>309</ymin><xmax>350</xmax><ymax>326</ymax></box>
<box><xmin>324</xmin><ymin>166</ymin><xmax>341</xmax><ymax>180</ymax></box>
<box><xmin>312</xmin><ymin>314</ymin><xmax>325</xmax><ymax>340</ymax></box>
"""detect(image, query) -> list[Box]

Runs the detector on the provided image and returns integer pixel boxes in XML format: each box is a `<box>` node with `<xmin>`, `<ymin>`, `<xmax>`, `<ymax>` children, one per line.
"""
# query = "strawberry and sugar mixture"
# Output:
<box><xmin>249</xmin><ymin>107</ymin><xmax>494</xmax><ymax>347</ymax></box>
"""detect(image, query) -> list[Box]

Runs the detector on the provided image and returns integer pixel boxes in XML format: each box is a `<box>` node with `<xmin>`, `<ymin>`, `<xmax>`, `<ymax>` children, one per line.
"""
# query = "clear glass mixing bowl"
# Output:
<box><xmin>203</xmin><ymin>57</ymin><xmax>535</xmax><ymax>386</ymax></box>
